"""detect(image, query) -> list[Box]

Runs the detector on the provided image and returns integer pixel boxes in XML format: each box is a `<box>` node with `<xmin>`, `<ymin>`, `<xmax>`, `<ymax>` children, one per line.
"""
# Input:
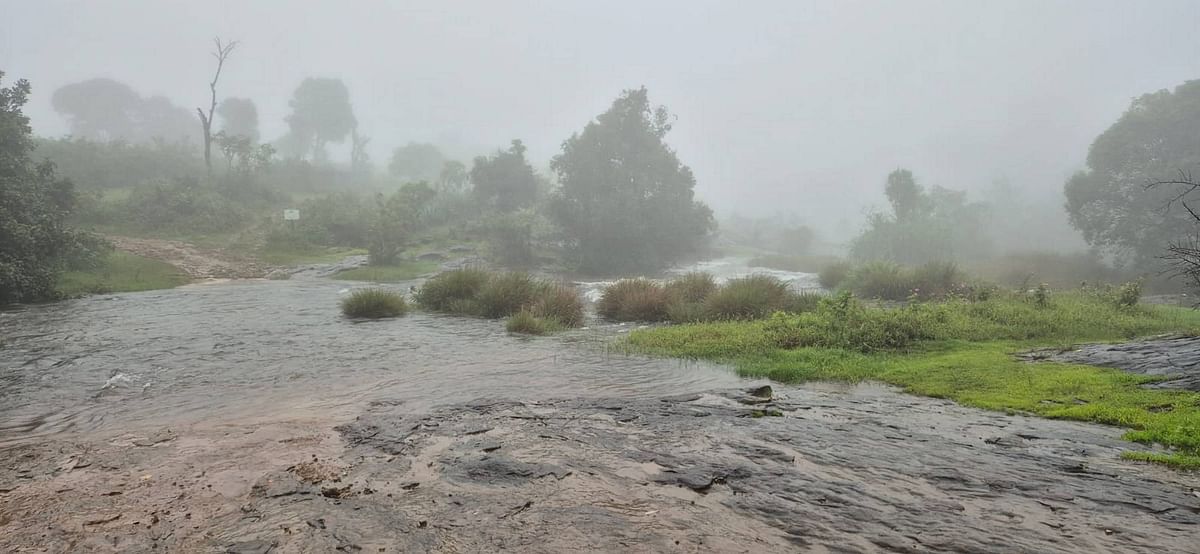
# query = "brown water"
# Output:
<box><xmin>0</xmin><ymin>277</ymin><xmax>752</xmax><ymax>444</ymax></box>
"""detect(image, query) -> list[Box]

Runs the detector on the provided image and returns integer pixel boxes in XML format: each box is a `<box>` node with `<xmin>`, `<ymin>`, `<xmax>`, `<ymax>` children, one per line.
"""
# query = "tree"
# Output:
<box><xmin>284</xmin><ymin>77</ymin><xmax>357</xmax><ymax>162</ymax></box>
<box><xmin>367</xmin><ymin>182</ymin><xmax>436</xmax><ymax>265</ymax></box>
<box><xmin>51</xmin><ymin>79</ymin><xmax>196</xmax><ymax>144</ymax></box>
<box><xmin>388</xmin><ymin>142</ymin><xmax>444</xmax><ymax>181</ymax></box>
<box><xmin>216</xmin><ymin>97</ymin><xmax>258</xmax><ymax>141</ymax></box>
<box><xmin>885</xmin><ymin>169</ymin><xmax>924</xmax><ymax>222</ymax></box>
<box><xmin>350</xmin><ymin>129</ymin><xmax>371</xmax><ymax>176</ymax></box>
<box><xmin>850</xmin><ymin>170</ymin><xmax>991</xmax><ymax>265</ymax></box>
<box><xmin>196</xmin><ymin>38</ymin><xmax>238</xmax><ymax>175</ymax></box>
<box><xmin>438</xmin><ymin>160</ymin><xmax>468</xmax><ymax>192</ymax></box>
<box><xmin>1</xmin><ymin>73</ymin><xmax>101</xmax><ymax>304</ymax></box>
<box><xmin>470</xmin><ymin>140</ymin><xmax>538</xmax><ymax>213</ymax></box>
<box><xmin>1065</xmin><ymin>79</ymin><xmax>1200</xmax><ymax>265</ymax></box>
<box><xmin>549</xmin><ymin>87</ymin><xmax>715</xmax><ymax>273</ymax></box>
<box><xmin>50</xmin><ymin>78</ymin><xmax>140</xmax><ymax>140</ymax></box>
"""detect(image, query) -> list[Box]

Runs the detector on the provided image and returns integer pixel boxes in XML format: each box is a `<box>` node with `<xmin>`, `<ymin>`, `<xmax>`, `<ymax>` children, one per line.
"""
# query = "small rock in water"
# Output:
<box><xmin>748</xmin><ymin>385</ymin><xmax>773</xmax><ymax>399</ymax></box>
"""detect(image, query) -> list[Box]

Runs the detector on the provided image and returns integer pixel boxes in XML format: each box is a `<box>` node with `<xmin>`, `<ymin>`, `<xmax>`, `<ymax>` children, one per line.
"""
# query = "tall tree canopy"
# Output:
<box><xmin>470</xmin><ymin>140</ymin><xmax>538</xmax><ymax>213</ymax></box>
<box><xmin>549</xmin><ymin>87</ymin><xmax>714</xmax><ymax>273</ymax></box>
<box><xmin>1064</xmin><ymin>79</ymin><xmax>1200</xmax><ymax>265</ymax></box>
<box><xmin>850</xmin><ymin>170</ymin><xmax>991</xmax><ymax>265</ymax></box>
<box><xmin>1</xmin><ymin>73</ymin><xmax>97</xmax><ymax>303</ymax></box>
<box><xmin>216</xmin><ymin>97</ymin><xmax>259</xmax><ymax>141</ymax></box>
<box><xmin>389</xmin><ymin>142</ymin><xmax>444</xmax><ymax>181</ymax></box>
<box><xmin>51</xmin><ymin>78</ymin><xmax>196</xmax><ymax>144</ymax></box>
<box><xmin>283</xmin><ymin>77</ymin><xmax>357</xmax><ymax>162</ymax></box>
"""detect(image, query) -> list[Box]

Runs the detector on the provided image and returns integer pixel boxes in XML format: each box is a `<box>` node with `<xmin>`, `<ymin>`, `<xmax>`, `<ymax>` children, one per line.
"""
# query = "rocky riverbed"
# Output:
<box><xmin>3</xmin><ymin>384</ymin><xmax>1197</xmax><ymax>553</ymax></box>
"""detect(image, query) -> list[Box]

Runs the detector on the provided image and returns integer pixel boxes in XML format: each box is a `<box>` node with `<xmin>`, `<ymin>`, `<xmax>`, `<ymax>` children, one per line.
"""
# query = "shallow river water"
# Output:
<box><xmin>0</xmin><ymin>272</ymin><xmax>760</xmax><ymax>444</ymax></box>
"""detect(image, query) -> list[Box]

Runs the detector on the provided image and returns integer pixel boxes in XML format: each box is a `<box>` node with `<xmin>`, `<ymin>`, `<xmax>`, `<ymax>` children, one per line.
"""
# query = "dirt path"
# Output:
<box><xmin>2</xmin><ymin>385</ymin><xmax>1197</xmax><ymax>552</ymax></box>
<box><xmin>108</xmin><ymin>236</ymin><xmax>270</xmax><ymax>280</ymax></box>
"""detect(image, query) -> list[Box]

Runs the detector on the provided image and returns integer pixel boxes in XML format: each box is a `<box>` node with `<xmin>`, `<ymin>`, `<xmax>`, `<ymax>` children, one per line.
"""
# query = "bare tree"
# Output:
<box><xmin>1146</xmin><ymin>170</ymin><xmax>1200</xmax><ymax>294</ymax></box>
<box><xmin>196</xmin><ymin>37</ymin><xmax>238</xmax><ymax>176</ymax></box>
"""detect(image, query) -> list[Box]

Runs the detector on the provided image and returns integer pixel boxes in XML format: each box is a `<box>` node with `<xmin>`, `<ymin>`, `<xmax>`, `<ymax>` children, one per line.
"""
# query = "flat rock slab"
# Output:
<box><xmin>1031</xmin><ymin>335</ymin><xmax>1200</xmax><ymax>390</ymax></box>
<box><xmin>2</xmin><ymin>386</ymin><xmax>1197</xmax><ymax>552</ymax></box>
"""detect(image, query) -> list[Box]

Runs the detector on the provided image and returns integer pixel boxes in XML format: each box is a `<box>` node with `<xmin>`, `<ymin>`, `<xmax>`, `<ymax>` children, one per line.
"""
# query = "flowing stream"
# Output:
<box><xmin>0</xmin><ymin>257</ymin><xmax>807</xmax><ymax>444</ymax></box>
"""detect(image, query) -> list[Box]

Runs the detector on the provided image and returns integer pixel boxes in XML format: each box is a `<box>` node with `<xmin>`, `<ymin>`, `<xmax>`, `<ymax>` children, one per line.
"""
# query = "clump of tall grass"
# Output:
<box><xmin>415</xmin><ymin>267</ymin><xmax>489</xmax><ymax>311</ymax></box>
<box><xmin>505</xmin><ymin>310</ymin><xmax>565</xmax><ymax>335</ymax></box>
<box><xmin>838</xmin><ymin>260</ymin><xmax>971</xmax><ymax>301</ymax></box>
<box><xmin>598</xmin><ymin>278</ymin><xmax>671</xmax><ymax>322</ymax></box>
<box><xmin>818</xmin><ymin>261</ymin><xmax>852</xmax><ymax>290</ymax></box>
<box><xmin>341</xmin><ymin>288</ymin><xmax>409</xmax><ymax>319</ymax></box>
<box><xmin>703</xmin><ymin>275</ymin><xmax>796</xmax><ymax>320</ymax></box>
<box><xmin>598</xmin><ymin>273</ymin><xmax>822</xmax><ymax>323</ymax></box>
<box><xmin>417</xmin><ymin>268</ymin><xmax>584</xmax><ymax>333</ymax></box>
<box><xmin>664</xmin><ymin>272</ymin><xmax>717</xmax><ymax>304</ymax></box>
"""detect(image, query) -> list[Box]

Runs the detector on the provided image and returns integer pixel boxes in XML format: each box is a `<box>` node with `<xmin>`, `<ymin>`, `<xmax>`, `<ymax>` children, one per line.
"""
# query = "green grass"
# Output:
<box><xmin>261</xmin><ymin>245</ymin><xmax>368</xmax><ymax>266</ymax></box>
<box><xmin>57</xmin><ymin>251</ymin><xmax>190</xmax><ymax>296</ymax></box>
<box><xmin>340</xmin><ymin>288</ymin><xmax>409</xmax><ymax>319</ymax></box>
<box><xmin>332</xmin><ymin>261</ymin><xmax>437</xmax><ymax>283</ymax></box>
<box><xmin>627</xmin><ymin>291</ymin><xmax>1200</xmax><ymax>469</ymax></box>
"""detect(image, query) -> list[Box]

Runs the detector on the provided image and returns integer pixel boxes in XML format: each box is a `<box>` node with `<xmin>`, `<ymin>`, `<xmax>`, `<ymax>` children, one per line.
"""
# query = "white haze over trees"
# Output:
<box><xmin>4</xmin><ymin>0</ymin><xmax>1200</xmax><ymax>248</ymax></box>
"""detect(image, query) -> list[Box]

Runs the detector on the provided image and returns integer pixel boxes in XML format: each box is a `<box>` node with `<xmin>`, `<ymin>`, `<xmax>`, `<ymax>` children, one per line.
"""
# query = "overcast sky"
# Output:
<box><xmin>4</xmin><ymin>0</ymin><xmax>1199</xmax><ymax>232</ymax></box>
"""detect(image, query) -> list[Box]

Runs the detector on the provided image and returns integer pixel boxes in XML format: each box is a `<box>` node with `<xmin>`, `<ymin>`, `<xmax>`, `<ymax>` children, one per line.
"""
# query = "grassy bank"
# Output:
<box><xmin>333</xmin><ymin>261</ymin><xmax>438</xmax><ymax>282</ymax></box>
<box><xmin>57</xmin><ymin>251</ymin><xmax>190</xmax><ymax>296</ymax></box>
<box><xmin>627</xmin><ymin>291</ymin><xmax>1200</xmax><ymax>468</ymax></box>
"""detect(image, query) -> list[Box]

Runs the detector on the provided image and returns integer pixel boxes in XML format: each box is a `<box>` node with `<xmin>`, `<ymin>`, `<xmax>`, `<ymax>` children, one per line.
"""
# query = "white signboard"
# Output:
<box><xmin>283</xmin><ymin>209</ymin><xmax>300</xmax><ymax>221</ymax></box>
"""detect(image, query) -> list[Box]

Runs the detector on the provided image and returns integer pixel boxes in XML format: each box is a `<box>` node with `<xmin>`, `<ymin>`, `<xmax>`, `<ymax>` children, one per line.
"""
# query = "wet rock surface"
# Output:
<box><xmin>1029</xmin><ymin>335</ymin><xmax>1200</xmax><ymax>390</ymax></box>
<box><xmin>333</xmin><ymin>388</ymin><xmax>1200</xmax><ymax>553</ymax></box>
<box><xmin>2</xmin><ymin>385</ymin><xmax>1198</xmax><ymax>552</ymax></box>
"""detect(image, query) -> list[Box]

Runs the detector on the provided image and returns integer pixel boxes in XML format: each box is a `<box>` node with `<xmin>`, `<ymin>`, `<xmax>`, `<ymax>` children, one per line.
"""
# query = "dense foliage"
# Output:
<box><xmin>850</xmin><ymin>169</ymin><xmax>991</xmax><ymax>265</ymax></box>
<box><xmin>550</xmin><ymin>88</ymin><xmax>715</xmax><ymax>273</ymax></box>
<box><xmin>470</xmin><ymin>140</ymin><xmax>538</xmax><ymax>213</ymax></box>
<box><xmin>0</xmin><ymin>74</ymin><xmax>103</xmax><ymax>304</ymax></box>
<box><xmin>1064</xmin><ymin>79</ymin><xmax>1200</xmax><ymax>265</ymax></box>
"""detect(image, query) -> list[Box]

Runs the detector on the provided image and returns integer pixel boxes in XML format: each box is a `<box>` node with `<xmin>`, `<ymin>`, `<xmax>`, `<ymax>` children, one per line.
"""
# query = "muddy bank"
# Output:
<box><xmin>108</xmin><ymin>236</ymin><xmax>269</xmax><ymax>279</ymax></box>
<box><xmin>3</xmin><ymin>385</ymin><xmax>1197</xmax><ymax>553</ymax></box>
<box><xmin>1028</xmin><ymin>335</ymin><xmax>1200</xmax><ymax>391</ymax></box>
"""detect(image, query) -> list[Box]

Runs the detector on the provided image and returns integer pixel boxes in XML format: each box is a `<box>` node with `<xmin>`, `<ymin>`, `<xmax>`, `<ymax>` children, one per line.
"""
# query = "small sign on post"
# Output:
<box><xmin>283</xmin><ymin>209</ymin><xmax>300</xmax><ymax>221</ymax></box>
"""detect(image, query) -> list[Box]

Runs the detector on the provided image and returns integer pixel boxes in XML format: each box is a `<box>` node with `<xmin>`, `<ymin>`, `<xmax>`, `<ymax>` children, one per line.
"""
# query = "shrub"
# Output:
<box><xmin>1082</xmin><ymin>279</ymin><xmax>1144</xmax><ymax>309</ymax></box>
<box><xmin>666</xmin><ymin>301</ymin><xmax>708</xmax><ymax>323</ymax></box>
<box><xmin>909</xmin><ymin>261</ymin><xmax>967</xmax><ymax>299</ymax></box>
<box><xmin>664</xmin><ymin>271</ymin><xmax>717</xmax><ymax>303</ymax></box>
<box><xmin>762</xmin><ymin>292</ymin><xmax>936</xmax><ymax>352</ymax></box>
<box><xmin>843</xmin><ymin>261</ymin><xmax>912</xmax><ymax>300</ymax></box>
<box><xmin>780</xmin><ymin>291</ymin><xmax>825</xmax><ymax>313</ymax></box>
<box><xmin>598</xmin><ymin>278</ymin><xmax>670</xmax><ymax>322</ymax></box>
<box><xmin>475</xmin><ymin>272</ymin><xmax>540</xmax><ymax>318</ymax></box>
<box><xmin>703</xmin><ymin>274</ymin><xmax>794</xmax><ymax>320</ymax></box>
<box><xmin>505</xmin><ymin>310</ymin><xmax>563</xmax><ymax>335</ymax></box>
<box><xmin>527</xmin><ymin>283</ymin><xmax>585</xmax><ymax>327</ymax></box>
<box><xmin>818</xmin><ymin>261</ymin><xmax>853</xmax><ymax>290</ymax></box>
<box><xmin>415</xmin><ymin>267</ymin><xmax>490</xmax><ymax>311</ymax></box>
<box><xmin>341</xmin><ymin>288</ymin><xmax>408</xmax><ymax>319</ymax></box>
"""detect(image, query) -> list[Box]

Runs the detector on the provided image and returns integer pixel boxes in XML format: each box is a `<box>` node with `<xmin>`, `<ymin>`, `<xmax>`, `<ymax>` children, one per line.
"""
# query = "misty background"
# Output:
<box><xmin>4</xmin><ymin>0</ymin><xmax>1200</xmax><ymax>242</ymax></box>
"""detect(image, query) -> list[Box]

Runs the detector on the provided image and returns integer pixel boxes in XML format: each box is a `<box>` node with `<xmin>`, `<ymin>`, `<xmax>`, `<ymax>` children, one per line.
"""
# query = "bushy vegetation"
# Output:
<box><xmin>818</xmin><ymin>261</ymin><xmax>853</xmax><ymax>290</ymax></box>
<box><xmin>627</xmin><ymin>288</ymin><xmax>1200</xmax><ymax>468</ymax></box>
<box><xmin>416</xmin><ymin>268</ymin><xmax>584</xmax><ymax>332</ymax></box>
<box><xmin>340</xmin><ymin>288</ymin><xmax>408</xmax><ymax>319</ymax></box>
<box><xmin>1</xmin><ymin>73</ymin><xmax>107</xmax><ymax>304</ymax></box>
<box><xmin>598</xmin><ymin>273</ymin><xmax>820</xmax><ymax>323</ymax></box>
<box><xmin>850</xmin><ymin>169</ymin><xmax>992</xmax><ymax>265</ymax></box>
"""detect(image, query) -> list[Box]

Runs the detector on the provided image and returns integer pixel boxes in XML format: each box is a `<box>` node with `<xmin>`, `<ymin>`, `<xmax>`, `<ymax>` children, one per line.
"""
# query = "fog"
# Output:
<box><xmin>4</xmin><ymin>0</ymin><xmax>1200</xmax><ymax>236</ymax></box>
